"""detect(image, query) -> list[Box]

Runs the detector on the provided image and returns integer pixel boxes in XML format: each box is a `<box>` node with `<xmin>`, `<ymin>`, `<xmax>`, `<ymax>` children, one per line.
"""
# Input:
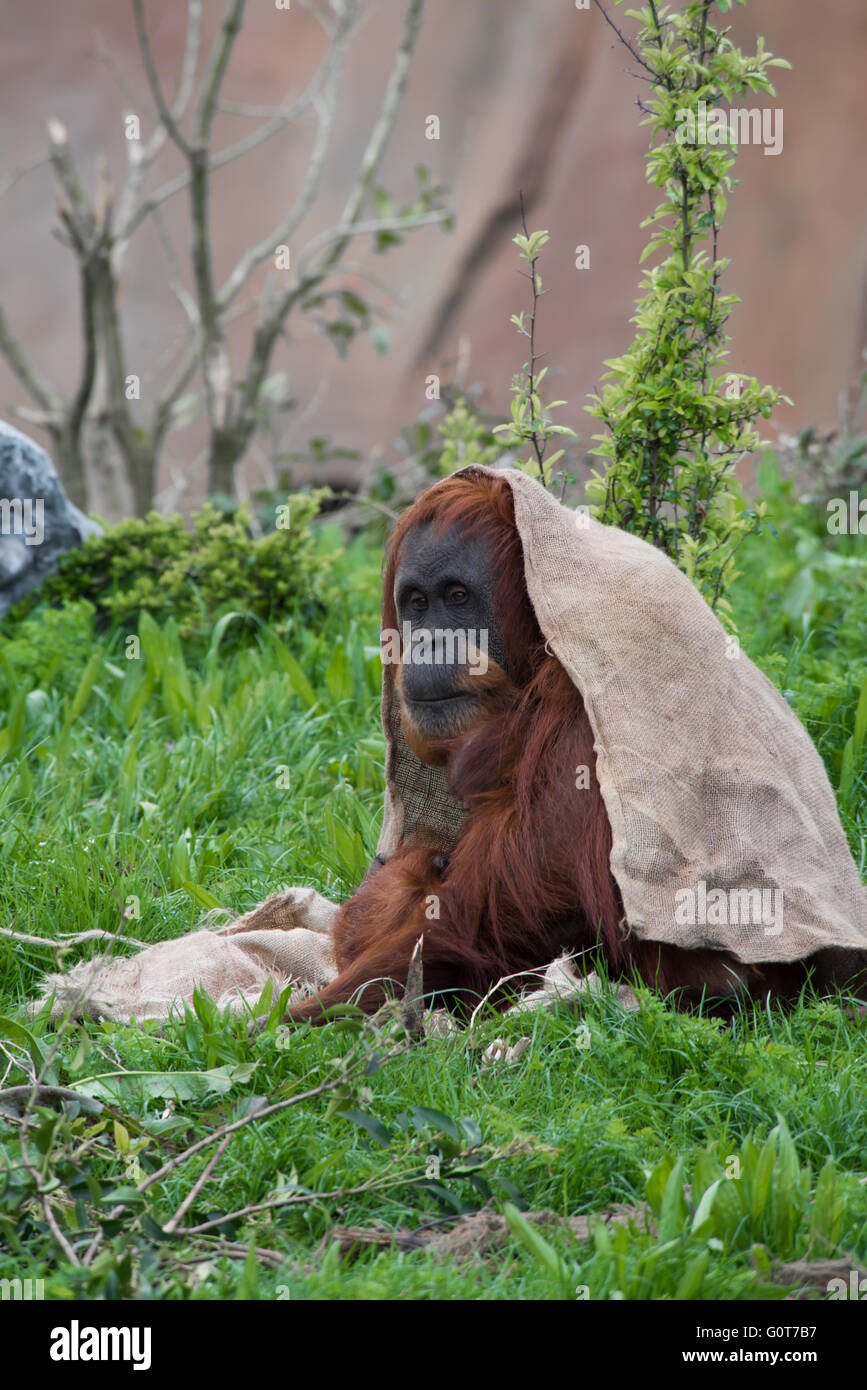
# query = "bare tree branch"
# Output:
<box><xmin>0</xmin><ymin>154</ymin><xmax>49</xmax><ymax>200</ymax></box>
<box><xmin>0</xmin><ymin>305</ymin><xmax>63</xmax><ymax>416</ymax></box>
<box><xmin>152</xmin><ymin>204</ymin><xmax>200</xmax><ymax>325</ymax></box>
<box><xmin>228</xmin><ymin>0</ymin><xmax>430</xmax><ymax>456</ymax></box>
<box><xmin>151</xmin><ymin>328</ymin><xmax>206</xmax><ymax>445</ymax></box>
<box><xmin>117</xmin><ymin>7</ymin><xmax>346</xmax><ymax>245</ymax></box>
<box><xmin>174</xmin><ymin>0</ymin><xmax>245</xmax><ymax>433</ymax></box>
<box><xmin>217</xmin><ymin>0</ymin><xmax>359</xmax><ymax>311</ymax></box>
<box><xmin>114</xmin><ymin>0</ymin><xmax>203</xmax><ymax>268</ymax></box>
<box><xmin>131</xmin><ymin>0</ymin><xmax>193</xmax><ymax>156</ymax></box>
<box><xmin>592</xmin><ymin>0</ymin><xmax>656</xmax><ymax>75</ymax></box>
<box><xmin>193</xmin><ymin>0</ymin><xmax>245</xmax><ymax>144</ymax></box>
<box><xmin>47</xmin><ymin>118</ymin><xmax>90</xmax><ymax>221</ymax></box>
<box><xmin>331</xmin><ymin>0</ymin><xmax>425</xmax><ymax>261</ymax></box>
<box><xmin>117</xmin><ymin>167</ymin><xmax>190</xmax><ymax>242</ymax></box>
<box><xmin>298</xmin><ymin>208</ymin><xmax>449</xmax><ymax>273</ymax></box>
<box><xmin>1</xmin><ymin>0</ymin><xmax>443</xmax><ymax>514</ymax></box>
<box><xmin>162</xmin><ymin>1133</ymin><xmax>232</xmax><ymax>1234</ymax></box>
<box><xmin>217</xmin><ymin>96</ymin><xmax>304</xmax><ymax>118</ymax></box>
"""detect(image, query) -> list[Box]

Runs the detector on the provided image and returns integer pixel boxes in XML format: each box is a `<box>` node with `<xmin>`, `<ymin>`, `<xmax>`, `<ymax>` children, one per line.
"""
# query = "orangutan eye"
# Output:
<box><xmin>447</xmin><ymin>586</ymin><xmax>468</xmax><ymax>605</ymax></box>
<box><xmin>409</xmin><ymin>591</ymin><xmax>427</xmax><ymax>611</ymax></box>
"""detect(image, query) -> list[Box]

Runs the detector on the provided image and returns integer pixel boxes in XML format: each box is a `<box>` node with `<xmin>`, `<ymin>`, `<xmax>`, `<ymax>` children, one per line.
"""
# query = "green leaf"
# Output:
<box><xmin>341</xmin><ymin>1110</ymin><xmax>393</xmax><ymax>1147</ymax></box>
<box><xmin>183</xmin><ymin>880</ymin><xmax>225</xmax><ymax>912</ymax></box>
<box><xmin>659</xmin><ymin>1156</ymin><xmax>688</xmax><ymax>1240</ymax></box>
<box><xmin>72</xmin><ymin>1063</ymin><xmax>258</xmax><ymax>1103</ymax></box>
<box><xmin>64</xmin><ymin>647</ymin><xmax>105</xmax><ymax>727</ymax></box>
<box><xmin>853</xmin><ymin>671</ymin><xmax>867</xmax><ymax>754</ymax></box>
<box><xmin>691</xmin><ymin>1177</ymin><xmax>723</xmax><ymax>1234</ymax></box>
<box><xmin>504</xmin><ymin>1203</ymin><xmax>570</xmax><ymax>1284</ymax></box>
<box><xmin>675</xmin><ymin>1249</ymin><xmax>710</xmax><ymax>1299</ymax></box>
<box><xmin>751</xmin><ymin>1131</ymin><xmax>777</xmax><ymax>1224</ymax></box>
<box><xmin>645</xmin><ymin>1154</ymin><xmax>674</xmax><ymax>1216</ymax></box>
<box><xmin>272</xmin><ymin>639</ymin><xmax>318</xmax><ymax>708</ymax></box>
<box><xmin>410</xmin><ymin>1106</ymin><xmax>464</xmax><ymax>1143</ymax></box>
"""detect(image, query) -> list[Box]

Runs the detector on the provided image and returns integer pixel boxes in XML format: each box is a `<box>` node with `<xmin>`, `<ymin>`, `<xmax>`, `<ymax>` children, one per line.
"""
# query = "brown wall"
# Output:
<box><xmin>1</xmin><ymin>0</ymin><xmax>865</xmax><ymax>514</ymax></box>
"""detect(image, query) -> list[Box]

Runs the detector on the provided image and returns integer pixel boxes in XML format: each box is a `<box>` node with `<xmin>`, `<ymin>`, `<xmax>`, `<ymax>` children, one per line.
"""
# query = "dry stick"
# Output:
<box><xmin>42</xmin><ymin>1196</ymin><xmax>82</xmax><ymax>1266</ymax></box>
<box><xmin>13</xmin><ymin>1108</ymin><xmax>84</xmax><ymax>1264</ymax></box>
<box><xmin>466</xmin><ymin>948</ymin><xmax>601</xmax><ymax>1032</ymax></box>
<box><xmin>0</xmin><ymin>1038</ymin><xmax>24</xmax><ymax>1089</ymax></box>
<box><xmin>81</xmin><ymin>1227</ymin><xmax>105</xmax><ymax>1268</ymax></box>
<box><xmin>181</xmin><ymin>1139</ymin><xmax>530</xmax><ymax>1238</ymax></box>
<box><xmin>179</xmin><ymin>1172</ymin><xmax>422</xmax><ymax>1237</ymax></box>
<box><xmin>92</xmin><ymin>1042</ymin><xmax>407</xmax><ymax>1234</ymax></box>
<box><xmin>0</xmin><ymin>925</ymin><xmax>144</xmax><ymax>950</ymax></box>
<box><xmin>136</xmin><ymin>1045</ymin><xmax>406</xmax><ymax>1199</ymax></box>
<box><xmin>20</xmin><ymin>917</ymin><xmax>144</xmax><ymax>1151</ymax></box>
<box><xmin>180</xmin><ymin>1239</ymin><xmax>284</xmax><ymax>1269</ymax></box>
<box><xmin>163</xmin><ymin>1133</ymin><xmax>232</xmax><ymax>1234</ymax></box>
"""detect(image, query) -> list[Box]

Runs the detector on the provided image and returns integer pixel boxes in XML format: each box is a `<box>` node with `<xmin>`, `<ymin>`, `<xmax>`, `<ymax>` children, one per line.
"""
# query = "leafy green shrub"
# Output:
<box><xmin>0</xmin><ymin>600</ymin><xmax>97</xmax><ymax>702</ymax></box>
<box><xmin>1</xmin><ymin>492</ymin><xmax>336</xmax><ymax>644</ymax></box>
<box><xmin>585</xmin><ymin>0</ymin><xmax>791</xmax><ymax>626</ymax></box>
<box><xmin>437</xmin><ymin>397</ymin><xmax>501</xmax><ymax>475</ymax></box>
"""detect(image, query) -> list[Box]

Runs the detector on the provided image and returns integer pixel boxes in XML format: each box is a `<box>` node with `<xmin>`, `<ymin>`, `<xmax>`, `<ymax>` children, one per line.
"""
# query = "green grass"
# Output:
<box><xmin>0</xmin><ymin>486</ymin><xmax>865</xmax><ymax>1301</ymax></box>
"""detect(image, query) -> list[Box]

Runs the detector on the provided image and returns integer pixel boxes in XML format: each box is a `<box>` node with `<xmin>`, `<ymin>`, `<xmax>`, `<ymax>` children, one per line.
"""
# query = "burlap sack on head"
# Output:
<box><xmin>377</xmin><ymin>465</ymin><xmax>866</xmax><ymax>963</ymax></box>
<box><xmin>32</xmin><ymin>888</ymin><xmax>338</xmax><ymax>1025</ymax></box>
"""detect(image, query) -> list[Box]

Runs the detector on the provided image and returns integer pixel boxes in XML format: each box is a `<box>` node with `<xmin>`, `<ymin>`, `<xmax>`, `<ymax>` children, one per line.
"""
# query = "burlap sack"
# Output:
<box><xmin>32</xmin><ymin>888</ymin><xmax>338</xmax><ymax>1024</ymax></box>
<box><xmin>377</xmin><ymin>465</ymin><xmax>866</xmax><ymax>963</ymax></box>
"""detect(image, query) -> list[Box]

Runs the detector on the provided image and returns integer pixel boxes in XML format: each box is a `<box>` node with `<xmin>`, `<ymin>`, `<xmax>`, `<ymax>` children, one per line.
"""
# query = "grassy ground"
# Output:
<box><xmin>0</xmin><ymin>466</ymin><xmax>865</xmax><ymax>1300</ymax></box>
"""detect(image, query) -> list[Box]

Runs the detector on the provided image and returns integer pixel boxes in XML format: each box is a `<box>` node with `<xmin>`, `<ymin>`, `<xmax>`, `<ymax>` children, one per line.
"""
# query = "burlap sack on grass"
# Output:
<box><xmin>33</xmin><ymin>887</ymin><xmax>338</xmax><ymax>1025</ymax></box>
<box><xmin>32</xmin><ymin>465</ymin><xmax>865</xmax><ymax>1024</ymax></box>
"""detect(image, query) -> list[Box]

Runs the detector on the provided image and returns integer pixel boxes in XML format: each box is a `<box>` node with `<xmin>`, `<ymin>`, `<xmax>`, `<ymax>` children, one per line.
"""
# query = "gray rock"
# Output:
<box><xmin>0</xmin><ymin>421</ymin><xmax>102</xmax><ymax>618</ymax></box>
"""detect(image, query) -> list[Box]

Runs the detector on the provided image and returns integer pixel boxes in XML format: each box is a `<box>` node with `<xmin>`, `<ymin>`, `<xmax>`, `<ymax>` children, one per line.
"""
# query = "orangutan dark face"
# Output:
<box><xmin>391</xmin><ymin>522</ymin><xmax>513</xmax><ymax>762</ymax></box>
